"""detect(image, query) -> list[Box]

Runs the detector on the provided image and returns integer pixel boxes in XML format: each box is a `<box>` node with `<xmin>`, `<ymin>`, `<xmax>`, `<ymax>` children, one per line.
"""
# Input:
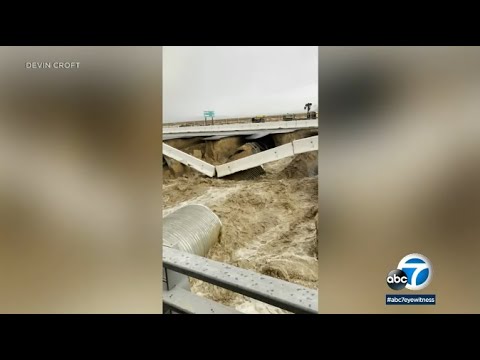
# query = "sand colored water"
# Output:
<box><xmin>163</xmin><ymin>153</ymin><xmax>318</xmax><ymax>314</ymax></box>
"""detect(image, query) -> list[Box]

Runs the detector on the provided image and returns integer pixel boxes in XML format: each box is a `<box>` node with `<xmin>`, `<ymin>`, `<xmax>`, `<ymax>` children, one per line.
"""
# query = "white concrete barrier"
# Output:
<box><xmin>216</xmin><ymin>136</ymin><xmax>318</xmax><ymax>178</ymax></box>
<box><xmin>163</xmin><ymin>136</ymin><xmax>318</xmax><ymax>178</ymax></box>
<box><xmin>163</xmin><ymin>143</ymin><xmax>216</xmax><ymax>177</ymax></box>
<box><xmin>163</xmin><ymin>120</ymin><xmax>318</xmax><ymax>135</ymax></box>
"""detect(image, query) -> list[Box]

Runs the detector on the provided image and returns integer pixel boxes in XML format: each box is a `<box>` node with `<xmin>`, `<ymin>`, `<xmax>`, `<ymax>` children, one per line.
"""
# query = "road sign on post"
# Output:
<box><xmin>203</xmin><ymin>111</ymin><xmax>215</xmax><ymax>125</ymax></box>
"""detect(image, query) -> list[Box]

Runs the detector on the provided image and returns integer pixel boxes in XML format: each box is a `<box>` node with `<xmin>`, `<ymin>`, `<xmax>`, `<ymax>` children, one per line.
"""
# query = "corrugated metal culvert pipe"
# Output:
<box><xmin>163</xmin><ymin>204</ymin><xmax>222</xmax><ymax>257</ymax></box>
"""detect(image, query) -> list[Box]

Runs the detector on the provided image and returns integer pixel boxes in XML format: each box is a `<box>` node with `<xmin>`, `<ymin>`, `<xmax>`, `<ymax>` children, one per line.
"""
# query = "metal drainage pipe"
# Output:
<box><xmin>163</xmin><ymin>204</ymin><xmax>222</xmax><ymax>257</ymax></box>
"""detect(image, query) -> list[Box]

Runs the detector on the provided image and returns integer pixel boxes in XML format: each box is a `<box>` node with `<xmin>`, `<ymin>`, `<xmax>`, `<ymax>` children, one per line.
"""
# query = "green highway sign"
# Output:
<box><xmin>204</xmin><ymin>111</ymin><xmax>215</xmax><ymax>117</ymax></box>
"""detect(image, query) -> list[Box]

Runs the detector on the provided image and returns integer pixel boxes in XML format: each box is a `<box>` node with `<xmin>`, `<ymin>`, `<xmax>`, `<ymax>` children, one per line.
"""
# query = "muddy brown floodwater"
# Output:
<box><xmin>163</xmin><ymin>154</ymin><xmax>318</xmax><ymax>314</ymax></box>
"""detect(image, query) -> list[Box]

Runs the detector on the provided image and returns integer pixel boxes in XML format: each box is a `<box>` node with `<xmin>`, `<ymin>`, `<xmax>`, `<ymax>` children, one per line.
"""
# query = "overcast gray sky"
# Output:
<box><xmin>163</xmin><ymin>46</ymin><xmax>318</xmax><ymax>123</ymax></box>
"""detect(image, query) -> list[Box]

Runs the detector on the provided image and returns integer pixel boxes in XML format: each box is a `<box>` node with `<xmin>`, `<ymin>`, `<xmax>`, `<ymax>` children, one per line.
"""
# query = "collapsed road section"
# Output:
<box><xmin>163</xmin><ymin>126</ymin><xmax>318</xmax><ymax>314</ymax></box>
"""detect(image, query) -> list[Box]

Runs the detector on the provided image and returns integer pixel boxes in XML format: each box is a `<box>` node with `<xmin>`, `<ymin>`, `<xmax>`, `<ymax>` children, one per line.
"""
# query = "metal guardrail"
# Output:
<box><xmin>163</xmin><ymin>287</ymin><xmax>242</xmax><ymax>314</ymax></box>
<box><xmin>163</xmin><ymin>246</ymin><xmax>318</xmax><ymax>314</ymax></box>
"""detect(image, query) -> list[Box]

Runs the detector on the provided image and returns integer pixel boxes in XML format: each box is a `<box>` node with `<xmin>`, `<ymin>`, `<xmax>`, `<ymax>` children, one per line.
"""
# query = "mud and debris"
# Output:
<box><xmin>163</xmin><ymin>137</ymin><xmax>318</xmax><ymax>313</ymax></box>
